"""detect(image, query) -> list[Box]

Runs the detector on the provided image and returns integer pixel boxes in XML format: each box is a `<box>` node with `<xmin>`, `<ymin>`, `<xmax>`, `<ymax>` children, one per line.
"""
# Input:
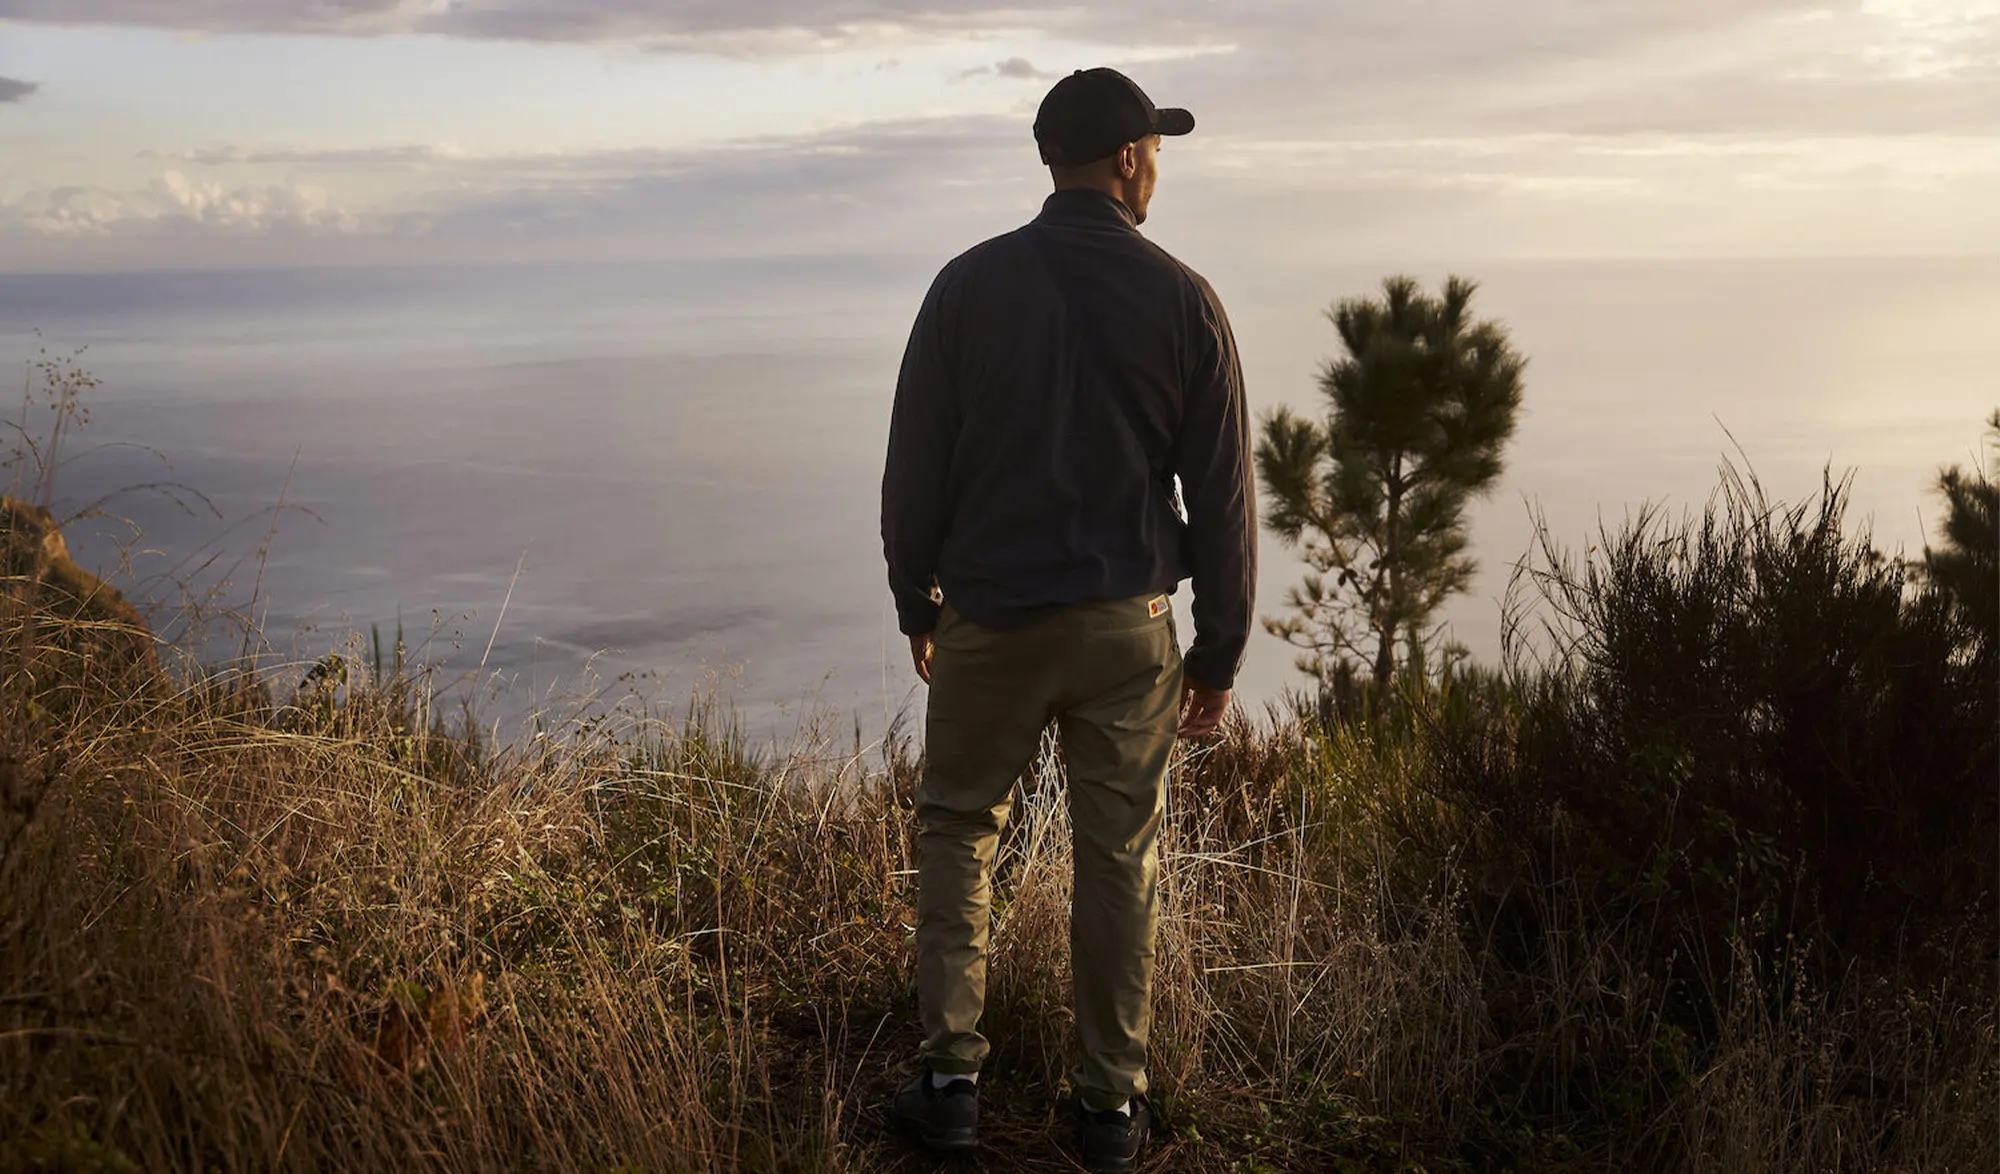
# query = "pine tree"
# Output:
<box><xmin>1256</xmin><ymin>275</ymin><xmax>1525</xmax><ymax>714</ymax></box>
<box><xmin>1924</xmin><ymin>410</ymin><xmax>1999</xmax><ymax>654</ymax></box>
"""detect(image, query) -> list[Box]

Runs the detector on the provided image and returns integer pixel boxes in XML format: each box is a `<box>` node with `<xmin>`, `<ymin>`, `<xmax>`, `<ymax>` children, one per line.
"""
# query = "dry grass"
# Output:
<box><xmin>2</xmin><ymin>593</ymin><xmax>1994</xmax><ymax>1172</ymax></box>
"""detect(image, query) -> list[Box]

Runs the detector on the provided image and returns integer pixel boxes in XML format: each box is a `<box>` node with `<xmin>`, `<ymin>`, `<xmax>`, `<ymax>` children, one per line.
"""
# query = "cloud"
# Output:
<box><xmin>0</xmin><ymin>0</ymin><xmax>415</xmax><ymax>37</ymax></box>
<box><xmin>958</xmin><ymin>56</ymin><xmax>1052</xmax><ymax>81</ymax></box>
<box><xmin>0</xmin><ymin>76</ymin><xmax>38</xmax><ymax>103</ymax></box>
<box><xmin>151</xmin><ymin>170</ymin><xmax>362</xmax><ymax>231</ymax></box>
<box><xmin>1105</xmin><ymin>2</ymin><xmax>2000</xmax><ymax>148</ymax></box>
<box><xmin>0</xmin><ymin>0</ymin><xmax>1844</xmax><ymax>51</ymax></box>
<box><xmin>147</xmin><ymin>144</ymin><xmax>465</xmax><ymax>167</ymax></box>
<box><xmin>6</xmin><ymin>0</ymin><xmax>1997</xmax><ymax>267</ymax></box>
<box><xmin>26</xmin><ymin>103</ymin><xmax>1992</xmax><ymax>270</ymax></box>
<box><xmin>393</xmin><ymin>116</ymin><xmax>1037</xmax><ymax>255</ymax></box>
<box><xmin>0</xmin><ymin>0</ymin><xmax>952</xmax><ymax>43</ymax></box>
<box><xmin>4</xmin><ymin>115</ymin><xmax>1031</xmax><ymax>261</ymax></box>
<box><xmin>19</xmin><ymin>185</ymin><xmax>135</xmax><ymax>236</ymax></box>
<box><xmin>6</xmin><ymin>1</ymin><xmax>1995</xmax><ymax>139</ymax></box>
<box><xmin>992</xmin><ymin>56</ymin><xmax>1047</xmax><ymax>79</ymax></box>
<box><xmin>11</xmin><ymin>171</ymin><xmax>365</xmax><ymax>237</ymax></box>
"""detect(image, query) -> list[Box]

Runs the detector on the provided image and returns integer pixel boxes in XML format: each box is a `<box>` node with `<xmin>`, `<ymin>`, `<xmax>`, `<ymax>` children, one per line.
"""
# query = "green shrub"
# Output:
<box><xmin>1446</xmin><ymin>465</ymin><xmax>1993</xmax><ymax>1003</ymax></box>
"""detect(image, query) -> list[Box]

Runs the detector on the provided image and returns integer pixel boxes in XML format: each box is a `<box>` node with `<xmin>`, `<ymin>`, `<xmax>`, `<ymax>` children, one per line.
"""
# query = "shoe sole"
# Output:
<box><xmin>1081</xmin><ymin>1121</ymin><xmax>1147</xmax><ymax>1172</ymax></box>
<box><xmin>908</xmin><ymin>1123</ymin><xmax>977</xmax><ymax>1153</ymax></box>
<box><xmin>890</xmin><ymin>1109</ymin><xmax>977</xmax><ymax>1154</ymax></box>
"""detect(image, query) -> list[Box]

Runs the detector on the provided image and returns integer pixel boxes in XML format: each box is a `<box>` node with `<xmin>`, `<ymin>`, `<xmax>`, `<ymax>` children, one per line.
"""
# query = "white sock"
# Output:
<box><xmin>1111</xmin><ymin>1099</ymin><xmax>1132</xmax><ymax>1116</ymax></box>
<box><xmin>932</xmin><ymin>1070</ymin><xmax>977</xmax><ymax>1089</ymax></box>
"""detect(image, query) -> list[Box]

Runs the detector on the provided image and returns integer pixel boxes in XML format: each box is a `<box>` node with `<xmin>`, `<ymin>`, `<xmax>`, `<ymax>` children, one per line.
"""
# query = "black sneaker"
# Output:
<box><xmin>1077</xmin><ymin>1096</ymin><xmax>1149</xmax><ymax>1173</ymax></box>
<box><xmin>889</xmin><ymin>1068</ymin><xmax>978</xmax><ymax>1153</ymax></box>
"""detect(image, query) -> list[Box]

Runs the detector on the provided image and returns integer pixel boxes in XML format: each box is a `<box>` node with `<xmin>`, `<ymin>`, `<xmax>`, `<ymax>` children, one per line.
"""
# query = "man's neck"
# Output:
<box><xmin>1049</xmin><ymin>182</ymin><xmax>1137</xmax><ymax>222</ymax></box>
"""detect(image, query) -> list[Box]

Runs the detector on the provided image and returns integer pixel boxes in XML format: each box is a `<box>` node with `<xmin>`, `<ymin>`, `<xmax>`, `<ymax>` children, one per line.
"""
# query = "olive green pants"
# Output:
<box><xmin>914</xmin><ymin>593</ymin><xmax>1182</xmax><ymax>1111</ymax></box>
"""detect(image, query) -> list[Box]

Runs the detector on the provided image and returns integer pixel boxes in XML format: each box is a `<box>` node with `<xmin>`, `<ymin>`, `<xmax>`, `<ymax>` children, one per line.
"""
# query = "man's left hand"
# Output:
<box><xmin>910</xmin><ymin>632</ymin><xmax>935</xmax><ymax>684</ymax></box>
<box><xmin>1178</xmin><ymin>677</ymin><xmax>1231</xmax><ymax>739</ymax></box>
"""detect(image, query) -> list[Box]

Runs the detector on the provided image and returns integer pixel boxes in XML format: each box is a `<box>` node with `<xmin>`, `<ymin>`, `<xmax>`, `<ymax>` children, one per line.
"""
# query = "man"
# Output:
<box><xmin>880</xmin><ymin>66</ymin><xmax>1254</xmax><ymax>1173</ymax></box>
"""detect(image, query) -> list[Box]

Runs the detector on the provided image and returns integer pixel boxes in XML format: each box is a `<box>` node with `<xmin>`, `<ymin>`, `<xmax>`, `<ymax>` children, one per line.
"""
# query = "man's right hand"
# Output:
<box><xmin>910</xmin><ymin>632</ymin><xmax>935</xmax><ymax>684</ymax></box>
<box><xmin>1178</xmin><ymin>677</ymin><xmax>1231</xmax><ymax>739</ymax></box>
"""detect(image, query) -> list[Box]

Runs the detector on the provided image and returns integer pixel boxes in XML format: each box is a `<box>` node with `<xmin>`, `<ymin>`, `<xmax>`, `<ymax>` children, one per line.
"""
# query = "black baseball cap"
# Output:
<box><xmin>1033</xmin><ymin>67</ymin><xmax>1195</xmax><ymax>167</ymax></box>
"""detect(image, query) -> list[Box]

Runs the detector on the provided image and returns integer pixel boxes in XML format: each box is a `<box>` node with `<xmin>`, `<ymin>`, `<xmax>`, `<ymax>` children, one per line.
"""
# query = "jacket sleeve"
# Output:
<box><xmin>881</xmin><ymin>273</ymin><xmax>956</xmax><ymax>637</ymax></box>
<box><xmin>1174</xmin><ymin>277</ymin><xmax>1257</xmax><ymax>692</ymax></box>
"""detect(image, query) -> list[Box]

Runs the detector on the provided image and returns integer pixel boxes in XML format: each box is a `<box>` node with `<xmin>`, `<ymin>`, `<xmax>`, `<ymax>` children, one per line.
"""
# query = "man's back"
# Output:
<box><xmin>882</xmin><ymin>187</ymin><xmax>1253</xmax><ymax>691</ymax></box>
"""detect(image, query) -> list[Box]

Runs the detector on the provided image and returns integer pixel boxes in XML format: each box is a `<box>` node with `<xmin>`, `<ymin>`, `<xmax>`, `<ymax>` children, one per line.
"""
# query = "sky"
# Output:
<box><xmin>2</xmin><ymin>1</ymin><xmax>1998</xmax><ymax>271</ymax></box>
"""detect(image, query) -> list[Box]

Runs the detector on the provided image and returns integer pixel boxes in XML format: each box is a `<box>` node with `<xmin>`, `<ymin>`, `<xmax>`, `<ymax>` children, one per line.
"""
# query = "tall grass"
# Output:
<box><xmin>2</xmin><ymin>602</ymin><xmax>1991</xmax><ymax>1170</ymax></box>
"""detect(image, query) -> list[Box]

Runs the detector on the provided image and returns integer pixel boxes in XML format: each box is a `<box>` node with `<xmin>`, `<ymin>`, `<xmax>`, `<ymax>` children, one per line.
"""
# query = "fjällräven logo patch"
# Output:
<box><xmin>1148</xmin><ymin>595</ymin><xmax>1170</xmax><ymax>619</ymax></box>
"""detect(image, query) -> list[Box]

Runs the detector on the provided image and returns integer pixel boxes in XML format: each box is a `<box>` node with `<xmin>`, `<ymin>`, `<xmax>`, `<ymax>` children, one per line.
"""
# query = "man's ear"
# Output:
<box><xmin>1117</xmin><ymin>139</ymin><xmax>1140</xmax><ymax>180</ymax></box>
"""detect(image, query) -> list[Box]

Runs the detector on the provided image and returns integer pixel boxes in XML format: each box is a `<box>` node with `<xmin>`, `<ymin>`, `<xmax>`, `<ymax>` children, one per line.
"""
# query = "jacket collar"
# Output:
<box><xmin>1035</xmin><ymin>187</ymin><xmax>1140</xmax><ymax>231</ymax></box>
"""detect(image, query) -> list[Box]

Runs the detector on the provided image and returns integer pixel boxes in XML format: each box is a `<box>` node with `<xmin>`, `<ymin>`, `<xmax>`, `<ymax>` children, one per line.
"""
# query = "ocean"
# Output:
<box><xmin>3</xmin><ymin>254</ymin><xmax>1993</xmax><ymax>743</ymax></box>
